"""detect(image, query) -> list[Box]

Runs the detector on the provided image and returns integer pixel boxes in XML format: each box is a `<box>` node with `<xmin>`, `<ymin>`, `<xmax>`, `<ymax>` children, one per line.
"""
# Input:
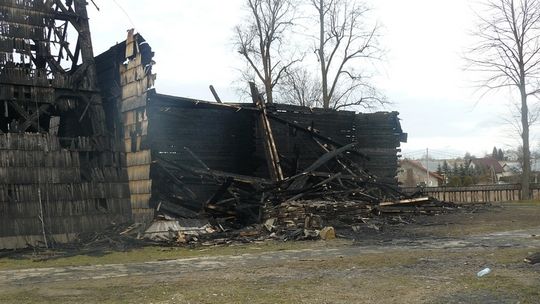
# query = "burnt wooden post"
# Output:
<box><xmin>209</xmin><ymin>85</ymin><xmax>223</xmax><ymax>103</ymax></box>
<box><xmin>249</xmin><ymin>82</ymin><xmax>283</xmax><ymax>182</ymax></box>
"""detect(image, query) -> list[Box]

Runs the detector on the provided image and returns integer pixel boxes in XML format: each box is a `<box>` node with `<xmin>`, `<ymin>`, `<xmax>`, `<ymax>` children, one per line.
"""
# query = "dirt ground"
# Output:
<box><xmin>1</xmin><ymin>201</ymin><xmax>540</xmax><ymax>304</ymax></box>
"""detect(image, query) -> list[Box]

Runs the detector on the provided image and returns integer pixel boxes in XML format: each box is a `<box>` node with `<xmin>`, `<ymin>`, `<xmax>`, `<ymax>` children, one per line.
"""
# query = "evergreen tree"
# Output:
<box><xmin>475</xmin><ymin>165</ymin><xmax>484</xmax><ymax>177</ymax></box>
<box><xmin>448</xmin><ymin>176</ymin><xmax>462</xmax><ymax>187</ymax></box>
<box><xmin>442</xmin><ymin>161</ymin><xmax>450</xmax><ymax>175</ymax></box>
<box><xmin>459</xmin><ymin>164</ymin><xmax>466</xmax><ymax>177</ymax></box>
<box><xmin>492</xmin><ymin>146</ymin><xmax>498</xmax><ymax>159</ymax></box>
<box><xmin>436</xmin><ymin>164</ymin><xmax>443</xmax><ymax>175</ymax></box>
<box><xmin>498</xmin><ymin>148</ymin><xmax>504</xmax><ymax>161</ymax></box>
<box><xmin>452</xmin><ymin>162</ymin><xmax>459</xmax><ymax>176</ymax></box>
<box><xmin>462</xmin><ymin>175</ymin><xmax>474</xmax><ymax>186</ymax></box>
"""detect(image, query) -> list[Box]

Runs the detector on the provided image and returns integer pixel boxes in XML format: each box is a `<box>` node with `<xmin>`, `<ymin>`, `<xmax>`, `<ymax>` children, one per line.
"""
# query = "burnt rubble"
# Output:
<box><xmin>0</xmin><ymin>1</ymin><xmax>452</xmax><ymax>250</ymax></box>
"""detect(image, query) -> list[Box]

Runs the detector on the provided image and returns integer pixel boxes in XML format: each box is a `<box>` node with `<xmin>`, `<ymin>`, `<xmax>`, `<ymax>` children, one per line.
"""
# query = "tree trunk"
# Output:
<box><xmin>265</xmin><ymin>81</ymin><xmax>273</xmax><ymax>104</ymax></box>
<box><xmin>521</xmin><ymin>89</ymin><xmax>531</xmax><ymax>200</ymax></box>
<box><xmin>318</xmin><ymin>0</ymin><xmax>330</xmax><ymax>109</ymax></box>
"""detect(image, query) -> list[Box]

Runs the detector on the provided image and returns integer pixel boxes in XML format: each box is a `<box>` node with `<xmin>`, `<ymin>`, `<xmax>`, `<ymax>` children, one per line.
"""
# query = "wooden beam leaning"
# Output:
<box><xmin>249</xmin><ymin>82</ymin><xmax>284</xmax><ymax>182</ymax></box>
<box><xmin>266</xmin><ymin>113</ymin><xmax>368</xmax><ymax>160</ymax></box>
<box><xmin>209</xmin><ymin>85</ymin><xmax>222</xmax><ymax>103</ymax></box>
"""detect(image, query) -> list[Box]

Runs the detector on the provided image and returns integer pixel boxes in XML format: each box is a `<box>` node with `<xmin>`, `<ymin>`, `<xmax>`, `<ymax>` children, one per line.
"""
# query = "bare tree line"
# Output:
<box><xmin>235</xmin><ymin>0</ymin><xmax>540</xmax><ymax>199</ymax></box>
<box><xmin>234</xmin><ymin>0</ymin><xmax>384</xmax><ymax>110</ymax></box>
<box><xmin>467</xmin><ymin>0</ymin><xmax>540</xmax><ymax>199</ymax></box>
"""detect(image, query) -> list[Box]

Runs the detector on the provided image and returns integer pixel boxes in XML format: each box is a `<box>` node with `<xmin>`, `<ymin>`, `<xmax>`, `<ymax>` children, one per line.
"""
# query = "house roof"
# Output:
<box><xmin>500</xmin><ymin>161</ymin><xmax>521</xmax><ymax>172</ymax></box>
<box><xmin>471</xmin><ymin>157</ymin><xmax>504</xmax><ymax>174</ymax></box>
<box><xmin>400</xmin><ymin>159</ymin><xmax>444</xmax><ymax>181</ymax></box>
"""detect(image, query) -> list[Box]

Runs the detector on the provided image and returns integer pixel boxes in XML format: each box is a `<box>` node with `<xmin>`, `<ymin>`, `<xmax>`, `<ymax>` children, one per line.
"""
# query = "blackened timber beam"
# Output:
<box><xmin>20</xmin><ymin>104</ymin><xmax>51</xmax><ymax>132</ymax></box>
<box><xmin>313</xmin><ymin>138</ymin><xmax>358</xmax><ymax>177</ymax></box>
<box><xmin>209</xmin><ymin>85</ymin><xmax>222</xmax><ymax>103</ymax></box>
<box><xmin>266</xmin><ymin>113</ymin><xmax>368</xmax><ymax>160</ymax></box>
<box><xmin>284</xmin><ymin>142</ymin><xmax>360</xmax><ymax>191</ymax></box>
<box><xmin>156</xmin><ymin>157</ymin><xmax>271</xmax><ymax>186</ymax></box>
<box><xmin>184</xmin><ymin>147</ymin><xmax>211</xmax><ymax>171</ymax></box>
<box><xmin>73</xmin><ymin>0</ymin><xmax>98</xmax><ymax>90</ymax></box>
<box><xmin>8</xmin><ymin>101</ymin><xmax>51</xmax><ymax>132</ymax></box>
<box><xmin>249</xmin><ymin>82</ymin><xmax>284</xmax><ymax>182</ymax></box>
<box><xmin>71</xmin><ymin>39</ymin><xmax>81</xmax><ymax>72</ymax></box>
<box><xmin>306</xmin><ymin>142</ymin><xmax>358</xmax><ymax>173</ymax></box>
<box><xmin>284</xmin><ymin>172</ymin><xmax>345</xmax><ymax>203</ymax></box>
<box><xmin>205</xmin><ymin>178</ymin><xmax>234</xmax><ymax>209</ymax></box>
<box><xmin>154</xmin><ymin>161</ymin><xmax>198</xmax><ymax>200</ymax></box>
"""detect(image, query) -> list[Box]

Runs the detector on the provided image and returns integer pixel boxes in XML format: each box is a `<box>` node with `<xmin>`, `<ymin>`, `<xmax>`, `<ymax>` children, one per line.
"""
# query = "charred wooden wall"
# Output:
<box><xmin>355</xmin><ymin>112</ymin><xmax>405</xmax><ymax>183</ymax></box>
<box><xmin>0</xmin><ymin>134</ymin><xmax>131</xmax><ymax>248</ymax></box>
<box><xmin>0</xmin><ymin>1</ymin><xmax>132</xmax><ymax>249</ymax></box>
<box><xmin>255</xmin><ymin>105</ymin><xmax>357</xmax><ymax>177</ymax></box>
<box><xmin>141</xmin><ymin>96</ymin><xmax>404</xmax><ymax>212</ymax></box>
<box><xmin>95</xmin><ymin>31</ymin><xmax>156</xmax><ymax>223</ymax></box>
<box><xmin>146</xmin><ymin>94</ymin><xmax>257</xmax><ymax>208</ymax></box>
<box><xmin>95</xmin><ymin>33</ymin><xmax>405</xmax><ymax>220</ymax></box>
<box><xmin>260</xmin><ymin>104</ymin><xmax>404</xmax><ymax>184</ymax></box>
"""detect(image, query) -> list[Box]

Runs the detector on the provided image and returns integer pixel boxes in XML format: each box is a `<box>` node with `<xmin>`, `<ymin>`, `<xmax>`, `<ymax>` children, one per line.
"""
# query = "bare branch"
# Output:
<box><xmin>466</xmin><ymin>0</ymin><xmax>540</xmax><ymax>199</ymax></box>
<box><xmin>278</xmin><ymin>67</ymin><xmax>322</xmax><ymax>107</ymax></box>
<box><xmin>234</xmin><ymin>0</ymin><xmax>299</xmax><ymax>104</ymax></box>
<box><xmin>311</xmin><ymin>0</ymin><xmax>384</xmax><ymax>109</ymax></box>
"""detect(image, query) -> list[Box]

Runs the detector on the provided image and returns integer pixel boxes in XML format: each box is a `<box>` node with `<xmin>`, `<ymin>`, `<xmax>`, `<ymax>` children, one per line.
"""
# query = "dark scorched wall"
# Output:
<box><xmin>0</xmin><ymin>1</ymin><xmax>132</xmax><ymax>249</ymax></box>
<box><xmin>95</xmin><ymin>32</ymin><xmax>406</xmax><ymax>222</ymax></box>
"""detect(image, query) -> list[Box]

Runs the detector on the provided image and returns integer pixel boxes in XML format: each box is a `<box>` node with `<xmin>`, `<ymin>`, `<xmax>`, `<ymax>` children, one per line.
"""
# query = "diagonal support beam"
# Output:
<box><xmin>9</xmin><ymin>102</ymin><xmax>51</xmax><ymax>132</ymax></box>
<box><xmin>250</xmin><ymin>82</ymin><xmax>284</xmax><ymax>182</ymax></box>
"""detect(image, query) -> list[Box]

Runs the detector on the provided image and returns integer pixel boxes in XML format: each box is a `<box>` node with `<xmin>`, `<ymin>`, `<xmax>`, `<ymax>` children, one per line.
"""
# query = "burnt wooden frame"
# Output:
<box><xmin>0</xmin><ymin>0</ymin><xmax>104</xmax><ymax>135</ymax></box>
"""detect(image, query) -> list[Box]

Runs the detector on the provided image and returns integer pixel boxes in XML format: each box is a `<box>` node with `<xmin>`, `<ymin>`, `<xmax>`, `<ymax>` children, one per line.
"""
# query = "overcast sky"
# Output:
<box><xmin>87</xmin><ymin>0</ymin><xmax>540</xmax><ymax>159</ymax></box>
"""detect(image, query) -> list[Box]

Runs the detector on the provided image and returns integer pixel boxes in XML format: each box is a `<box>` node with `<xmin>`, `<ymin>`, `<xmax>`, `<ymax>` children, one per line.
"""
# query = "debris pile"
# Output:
<box><xmin>263</xmin><ymin>201</ymin><xmax>371</xmax><ymax>231</ymax></box>
<box><xmin>154</xmin><ymin>141</ymin><xmax>404</xmax><ymax>226</ymax></box>
<box><xmin>148</xmin><ymin>83</ymin><xmax>408</xmax><ymax>228</ymax></box>
<box><xmin>261</xmin><ymin>197</ymin><xmax>457</xmax><ymax>240</ymax></box>
<box><xmin>144</xmin><ymin>217</ymin><xmax>215</xmax><ymax>243</ymax></box>
<box><xmin>132</xmin><ymin>84</ymin><xmax>454</xmax><ymax>244</ymax></box>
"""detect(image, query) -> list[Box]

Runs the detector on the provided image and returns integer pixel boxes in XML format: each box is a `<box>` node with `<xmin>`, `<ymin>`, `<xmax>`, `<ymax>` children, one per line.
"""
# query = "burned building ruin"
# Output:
<box><xmin>0</xmin><ymin>0</ymin><xmax>132</xmax><ymax>249</ymax></box>
<box><xmin>94</xmin><ymin>32</ymin><xmax>407</xmax><ymax>225</ymax></box>
<box><xmin>0</xmin><ymin>1</ymin><xmax>406</xmax><ymax>249</ymax></box>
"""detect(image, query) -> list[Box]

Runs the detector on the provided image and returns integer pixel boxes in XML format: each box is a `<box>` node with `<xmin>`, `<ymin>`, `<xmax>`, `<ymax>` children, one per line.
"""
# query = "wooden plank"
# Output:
<box><xmin>250</xmin><ymin>82</ymin><xmax>283</xmax><ymax>182</ymax></box>
<box><xmin>380</xmin><ymin>197</ymin><xmax>431</xmax><ymax>207</ymax></box>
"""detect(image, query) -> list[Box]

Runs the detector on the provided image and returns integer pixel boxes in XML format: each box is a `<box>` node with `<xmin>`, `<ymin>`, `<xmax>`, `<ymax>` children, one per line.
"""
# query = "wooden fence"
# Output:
<box><xmin>401</xmin><ymin>184</ymin><xmax>540</xmax><ymax>203</ymax></box>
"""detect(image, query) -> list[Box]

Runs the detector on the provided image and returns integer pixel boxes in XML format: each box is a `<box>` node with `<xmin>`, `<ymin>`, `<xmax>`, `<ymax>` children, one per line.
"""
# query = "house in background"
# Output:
<box><xmin>469</xmin><ymin>157</ymin><xmax>505</xmax><ymax>183</ymax></box>
<box><xmin>499</xmin><ymin>160</ymin><xmax>521</xmax><ymax>183</ymax></box>
<box><xmin>499</xmin><ymin>159</ymin><xmax>540</xmax><ymax>183</ymax></box>
<box><xmin>398</xmin><ymin>159</ymin><xmax>444</xmax><ymax>187</ymax></box>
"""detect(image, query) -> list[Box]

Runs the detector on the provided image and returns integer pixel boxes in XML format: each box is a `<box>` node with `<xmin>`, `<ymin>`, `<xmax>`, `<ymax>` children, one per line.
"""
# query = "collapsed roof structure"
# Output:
<box><xmin>95</xmin><ymin>31</ymin><xmax>407</xmax><ymax>226</ymax></box>
<box><xmin>0</xmin><ymin>1</ymin><xmax>407</xmax><ymax>249</ymax></box>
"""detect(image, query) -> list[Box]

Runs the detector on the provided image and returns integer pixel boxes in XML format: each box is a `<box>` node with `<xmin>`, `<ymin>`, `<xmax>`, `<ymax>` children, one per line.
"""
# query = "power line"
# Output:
<box><xmin>402</xmin><ymin>148</ymin><xmax>466</xmax><ymax>160</ymax></box>
<box><xmin>111</xmin><ymin>0</ymin><xmax>137</xmax><ymax>29</ymax></box>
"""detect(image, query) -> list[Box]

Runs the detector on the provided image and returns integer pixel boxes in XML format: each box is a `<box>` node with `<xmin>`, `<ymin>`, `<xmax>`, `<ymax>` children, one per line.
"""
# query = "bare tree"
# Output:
<box><xmin>234</xmin><ymin>0</ymin><xmax>298</xmax><ymax>104</ymax></box>
<box><xmin>279</xmin><ymin>67</ymin><xmax>322</xmax><ymax>107</ymax></box>
<box><xmin>311</xmin><ymin>0</ymin><xmax>384</xmax><ymax>109</ymax></box>
<box><xmin>502</xmin><ymin>100</ymin><xmax>540</xmax><ymax>139</ymax></box>
<box><xmin>467</xmin><ymin>0</ymin><xmax>540</xmax><ymax>199</ymax></box>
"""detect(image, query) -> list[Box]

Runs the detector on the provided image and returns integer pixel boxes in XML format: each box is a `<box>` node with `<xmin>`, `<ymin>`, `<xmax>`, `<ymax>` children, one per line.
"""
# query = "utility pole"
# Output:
<box><xmin>426</xmin><ymin>148</ymin><xmax>430</xmax><ymax>186</ymax></box>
